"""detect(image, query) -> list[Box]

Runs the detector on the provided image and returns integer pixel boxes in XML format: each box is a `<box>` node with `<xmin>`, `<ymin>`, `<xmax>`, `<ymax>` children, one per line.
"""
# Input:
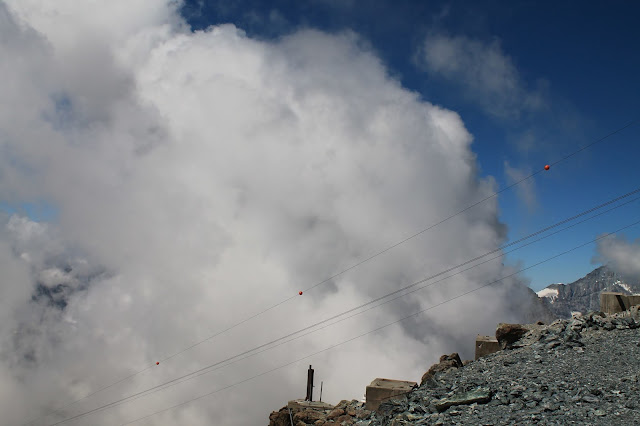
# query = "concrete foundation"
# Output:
<box><xmin>475</xmin><ymin>335</ymin><xmax>501</xmax><ymax>360</ymax></box>
<box><xmin>600</xmin><ymin>292</ymin><xmax>640</xmax><ymax>314</ymax></box>
<box><xmin>287</xmin><ymin>399</ymin><xmax>334</xmax><ymax>411</ymax></box>
<box><xmin>365</xmin><ymin>378</ymin><xmax>417</xmax><ymax>411</ymax></box>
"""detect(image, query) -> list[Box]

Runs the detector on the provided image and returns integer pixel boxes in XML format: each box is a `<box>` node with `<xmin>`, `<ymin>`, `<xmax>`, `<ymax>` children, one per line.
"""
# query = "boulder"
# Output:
<box><xmin>420</xmin><ymin>353</ymin><xmax>463</xmax><ymax>386</ymax></box>
<box><xmin>496</xmin><ymin>323</ymin><xmax>529</xmax><ymax>349</ymax></box>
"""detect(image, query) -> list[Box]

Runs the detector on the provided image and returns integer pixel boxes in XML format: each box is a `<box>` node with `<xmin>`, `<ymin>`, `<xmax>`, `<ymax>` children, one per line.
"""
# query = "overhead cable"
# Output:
<box><xmin>26</xmin><ymin>118</ymin><xmax>639</xmax><ymax>426</ymax></box>
<box><xmin>41</xmin><ymin>191</ymin><xmax>640</xmax><ymax>426</ymax></box>
<box><xmin>117</xmin><ymin>218</ymin><xmax>640</xmax><ymax>425</ymax></box>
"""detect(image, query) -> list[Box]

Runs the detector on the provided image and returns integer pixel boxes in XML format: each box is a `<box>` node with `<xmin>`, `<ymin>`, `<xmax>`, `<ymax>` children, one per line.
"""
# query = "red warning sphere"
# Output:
<box><xmin>299</xmin><ymin>291</ymin><xmax>303</xmax><ymax>295</ymax></box>
<box><xmin>156</xmin><ymin>362</ymin><xmax>160</xmax><ymax>365</ymax></box>
<box><xmin>544</xmin><ymin>165</ymin><xmax>550</xmax><ymax>170</ymax></box>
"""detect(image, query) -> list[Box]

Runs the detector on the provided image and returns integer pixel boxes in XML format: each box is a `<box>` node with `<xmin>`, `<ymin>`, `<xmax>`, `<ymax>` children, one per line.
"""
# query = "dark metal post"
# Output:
<box><xmin>305</xmin><ymin>365</ymin><xmax>314</xmax><ymax>401</ymax></box>
<box><xmin>319</xmin><ymin>381</ymin><xmax>323</xmax><ymax>402</ymax></box>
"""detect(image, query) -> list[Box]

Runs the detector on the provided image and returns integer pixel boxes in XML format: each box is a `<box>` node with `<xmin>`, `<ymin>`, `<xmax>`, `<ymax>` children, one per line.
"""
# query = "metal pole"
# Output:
<box><xmin>288</xmin><ymin>407</ymin><xmax>294</xmax><ymax>426</ymax></box>
<box><xmin>305</xmin><ymin>365</ymin><xmax>314</xmax><ymax>401</ymax></box>
<box><xmin>319</xmin><ymin>381</ymin><xmax>323</xmax><ymax>402</ymax></box>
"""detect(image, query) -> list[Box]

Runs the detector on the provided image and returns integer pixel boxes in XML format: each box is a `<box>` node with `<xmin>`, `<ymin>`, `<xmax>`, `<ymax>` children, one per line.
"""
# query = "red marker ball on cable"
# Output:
<box><xmin>544</xmin><ymin>165</ymin><xmax>550</xmax><ymax>170</ymax></box>
<box><xmin>156</xmin><ymin>362</ymin><xmax>159</xmax><ymax>365</ymax></box>
<box><xmin>299</xmin><ymin>291</ymin><xmax>303</xmax><ymax>295</ymax></box>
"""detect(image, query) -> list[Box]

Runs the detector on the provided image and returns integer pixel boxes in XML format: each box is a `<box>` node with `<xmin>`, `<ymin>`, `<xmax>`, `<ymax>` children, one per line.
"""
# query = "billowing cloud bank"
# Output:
<box><xmin>595</xmin><ymin>235</ymin><xmax>640</xmax><ymax>282</ymax></box>
<box><xmin>416</xmin><ymin>33</ymin><xmax>545</xmax><ymax>119</ymax></box>
<box><xmin>1</xmin><ymin>2</ymin><xmax>541</xmax><ymax>425</ymax></box>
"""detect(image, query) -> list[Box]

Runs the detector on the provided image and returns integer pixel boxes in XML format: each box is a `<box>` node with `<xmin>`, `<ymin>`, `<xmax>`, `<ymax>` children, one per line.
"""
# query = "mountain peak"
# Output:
<box><xmin>536</xmin><ymin>265</ymin><xmax>640</xmax><ymax>318</ymax></box>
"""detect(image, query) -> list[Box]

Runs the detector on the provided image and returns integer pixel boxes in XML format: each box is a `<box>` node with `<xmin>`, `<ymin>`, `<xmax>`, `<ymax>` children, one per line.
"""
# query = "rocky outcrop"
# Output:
<box><xmin>518</xmin><ymin>306</ymin><xmax>640</xmax><ymax>349</ymax></box>
<box><xmin>369</xmin><ymin>306</ymin><xmax>640</xmax><ymax>425</ymax></box>
<box><xmin>268</xmin><ymin>406</ymin><xmax>290</xmax><ymax>426</ymax></box>
<box><xmin>268</xmin><ymin>399</ymin><xmax>372</xmax><ymax>426</ymax></box>
<box><xmin>269</xmin><ymin>306</ymin><xmax>640</xmax><ymax>425</ymax></box>
<box><xmin>419</xmin><ymin>353</ymin><xmax>463</xmax><ymax>386</ymax></box>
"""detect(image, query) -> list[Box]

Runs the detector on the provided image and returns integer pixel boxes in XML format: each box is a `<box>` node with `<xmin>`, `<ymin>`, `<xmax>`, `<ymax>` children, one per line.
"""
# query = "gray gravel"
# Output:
<box><xmin>363</xmin><ymin>309</ymin><xmax>640</xmax><ymax>425</ymax></box>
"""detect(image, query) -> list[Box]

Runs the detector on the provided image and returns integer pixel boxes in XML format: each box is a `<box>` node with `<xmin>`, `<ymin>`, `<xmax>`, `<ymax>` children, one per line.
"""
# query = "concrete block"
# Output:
<box><xmin>287</xmin><ymin>399</ymin><xmax>334</xmax><ymax>411</ymax></box>
<box><xmin>365</xmin><ymin>378</ymin><xmax>417</xmax><ymax>411</ymax></box>
<box><xmin>600</xmin><ymin>291</ymin><xmax>640</xmax><ymax>314</ymax></box>
<box><xmin>475</xmin><ymin>335</ymin><xmax>500</xmax><ymax>360</ymax></box>
<box><xmin>628</xmin><ymin>295</ymin><xmax>640</xmax><ymax>307</ymax></box>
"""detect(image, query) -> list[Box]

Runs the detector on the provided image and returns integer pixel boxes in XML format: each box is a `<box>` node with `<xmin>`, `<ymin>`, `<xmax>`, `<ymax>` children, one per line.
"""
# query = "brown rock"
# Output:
<box><xmin>269</xmin><ymin>406</ymin><xmax>291</xmax><ymax>426</ymax></box>
<box><xmin>326</xmin><ymin>408</ymin><xmax>345</xmax><ymax>419</ymax></box>
<box><xmin>420</xmin><ymin>353</ymin><xmax>463</xmax><ymax>386</ymax></box>
<box><xmin>335</xmin><ymin>414</ymin><xmax>354</xmax><ymax>424</ymax></box>
<box><xmin>346</xmin><ymin>406</ymin><xmax>357</xmax><ymax>416</ymax></box>
<box><xmin>496</xmin><ymin>323</ymin><xmax>529</xmax><ymax>349</ymax></box>
<box><xmin>314</xmin><ymin>420</ymin><xmax>326</xmax><ymax>426</ymax></box>
<box><xmin>293</xmin><ymin>409</ymin><xmax>325</xmax><ymax>424</ymax></box>
<box><xmin>335</xmin><ymin>400</ymin><xmax>351</xmax><ymax>410</ymax></box>
<box><xmin>440</xmin><ymin>352</ymin><xmax>463</xmax><ymax>366</ymax></box>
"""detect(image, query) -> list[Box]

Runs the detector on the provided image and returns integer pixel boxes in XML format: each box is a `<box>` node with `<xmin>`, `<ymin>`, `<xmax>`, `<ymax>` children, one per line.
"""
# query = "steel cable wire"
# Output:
<box><xmin>40</xmin><ymin>190</ymin><xmax>640</xmax><ymax>425</ymax></box>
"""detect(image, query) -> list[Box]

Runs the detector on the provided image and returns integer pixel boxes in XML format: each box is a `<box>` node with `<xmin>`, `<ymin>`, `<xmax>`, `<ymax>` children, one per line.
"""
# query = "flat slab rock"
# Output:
<box><xmin>434</xmin><ymin>387</ymin><xmax>492</xmax><ymax>412</ymax></box>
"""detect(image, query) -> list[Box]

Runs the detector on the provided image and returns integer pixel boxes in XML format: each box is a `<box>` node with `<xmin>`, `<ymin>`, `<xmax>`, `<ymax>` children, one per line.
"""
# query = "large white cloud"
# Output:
<box><xmin>1</xmin><ymin>2</ymin><xmax>542</xmax><ymax>425</ymax></box>
<box><xmin>594</xmin><ymin>234</ymin><xmax>640</xmax><ymax>281</ymax></box>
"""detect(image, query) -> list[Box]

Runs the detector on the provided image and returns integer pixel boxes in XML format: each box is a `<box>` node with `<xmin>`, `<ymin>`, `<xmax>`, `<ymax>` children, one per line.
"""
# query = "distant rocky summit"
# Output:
<box><xmin>518</xmin><ymin>286</ymin><xmax>558</xmax><ymax>324</ymax></box>
<box><xmin>537</xmin><ymin>265</ymin><xmax>640</xmax><ymax>319</ymax></box>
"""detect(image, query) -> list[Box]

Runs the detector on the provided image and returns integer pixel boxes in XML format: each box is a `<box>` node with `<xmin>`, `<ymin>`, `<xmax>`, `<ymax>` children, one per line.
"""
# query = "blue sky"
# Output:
<box><xmin>176</xmin><ymin>0</ymin><xmax>640</xmax><ymax>290</ymax></box>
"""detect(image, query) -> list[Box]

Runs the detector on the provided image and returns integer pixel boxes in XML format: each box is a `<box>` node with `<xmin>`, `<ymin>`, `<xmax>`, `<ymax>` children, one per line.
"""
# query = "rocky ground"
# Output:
<box><xmin>269</xmin><ymin>306</ymin><xmax>640</xmax><ymax>425</ymax></box>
